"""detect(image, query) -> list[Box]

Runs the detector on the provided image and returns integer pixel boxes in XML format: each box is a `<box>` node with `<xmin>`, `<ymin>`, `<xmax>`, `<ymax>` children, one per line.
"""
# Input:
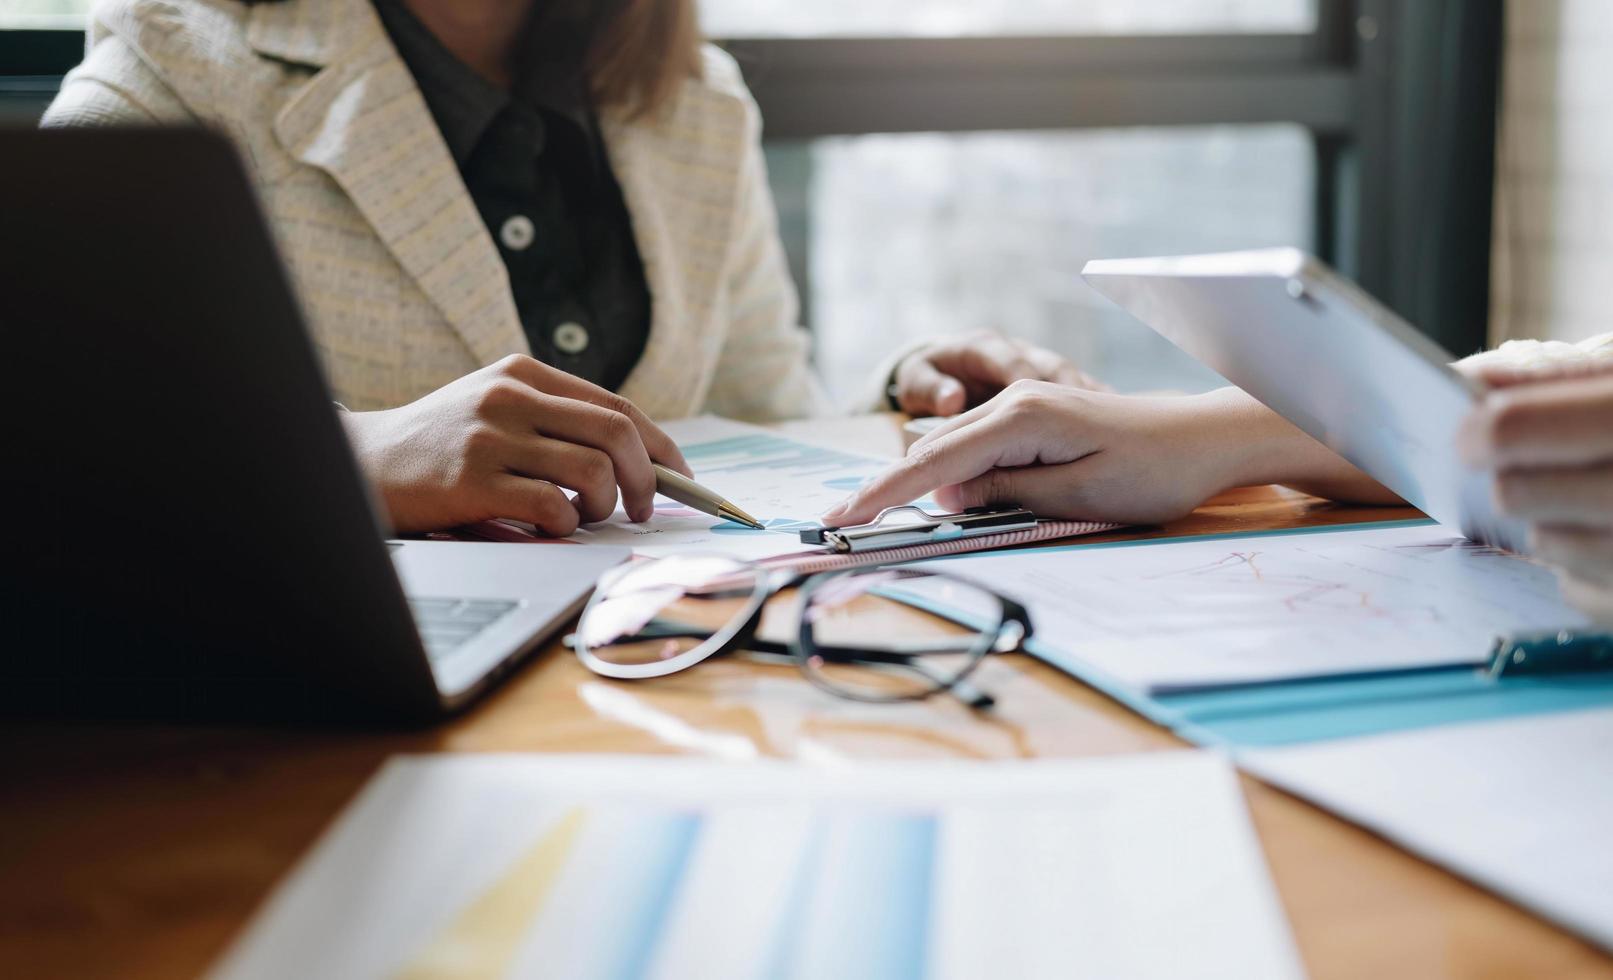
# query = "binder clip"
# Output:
<box><xmin>1487</xmin><ymin>628</ymin><xmax>1613</xmax><ymax>679</ymax></box>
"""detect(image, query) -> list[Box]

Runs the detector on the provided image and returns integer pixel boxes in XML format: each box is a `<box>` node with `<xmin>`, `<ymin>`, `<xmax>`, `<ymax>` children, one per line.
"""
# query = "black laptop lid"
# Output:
<box><xmin>0</xmin><ymin>128</ymin><xmax>440</xmax><ymax>723</ymax></box>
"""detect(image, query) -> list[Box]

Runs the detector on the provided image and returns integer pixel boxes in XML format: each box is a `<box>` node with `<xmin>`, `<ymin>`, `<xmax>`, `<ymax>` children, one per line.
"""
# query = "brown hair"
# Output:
<box><xmin>245</xmin><ymin>0</ymin><xmax>703</xmax><ymax>118</ymax></box>
<box><xmin>588</xmin><ymin>0</ymin><xmax>704</xmax><ymax>118</ymax></box>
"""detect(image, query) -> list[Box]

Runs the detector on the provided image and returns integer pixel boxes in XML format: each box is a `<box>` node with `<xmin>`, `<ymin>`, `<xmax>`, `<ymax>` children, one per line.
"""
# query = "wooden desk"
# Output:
<box><xmin>4</xmin><ymin>414</ymin><xmax>1610</xmax><ymax>980</ymax></box>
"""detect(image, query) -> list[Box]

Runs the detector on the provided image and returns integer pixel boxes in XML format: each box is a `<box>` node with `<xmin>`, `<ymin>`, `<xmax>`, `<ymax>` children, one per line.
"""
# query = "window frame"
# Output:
<box><xmin>721</xmin><ymin>0</ymin><xmax>1503</xmax><ymax>354</ymax></box>
<box><xmin>0</xmin><ymin>29</ymin><xmax>79</xmax><ymax>124</ymax></box>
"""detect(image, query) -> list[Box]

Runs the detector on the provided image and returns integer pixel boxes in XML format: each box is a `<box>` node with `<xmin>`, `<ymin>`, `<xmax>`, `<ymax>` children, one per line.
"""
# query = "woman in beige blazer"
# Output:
<box><xmin>45</xmin><ymin>0</ymin><xmax>1083</xmax><ymax>535</ymax></box>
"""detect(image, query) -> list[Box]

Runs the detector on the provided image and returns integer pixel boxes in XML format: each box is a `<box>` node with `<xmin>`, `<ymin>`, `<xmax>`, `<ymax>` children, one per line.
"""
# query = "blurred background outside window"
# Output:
<box><xmin>0</xmin><ymin>0</ymin><xmax>86</xmax><ymax>28</ymax></box>
<box><xmin>705</xmin><ymin>0</ymin><xmax>1317</xmax><ymax>400</ymax></box>
<box><xmin>771</xmin><ymin>126</ymin><xmax>1304</xmax><ymax>399</ymax></box>
<box><xmin>699</xmin><ymin>0</ymin><xmax>1312</xmax><ymax>38</ymax></box>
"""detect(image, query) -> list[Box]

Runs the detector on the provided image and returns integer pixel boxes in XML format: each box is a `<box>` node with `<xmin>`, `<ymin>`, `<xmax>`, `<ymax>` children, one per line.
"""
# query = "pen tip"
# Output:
<box><xmin>723</xmin><ymin>506</ymin><xmax>765</xmax><ymax>530</ymax></box>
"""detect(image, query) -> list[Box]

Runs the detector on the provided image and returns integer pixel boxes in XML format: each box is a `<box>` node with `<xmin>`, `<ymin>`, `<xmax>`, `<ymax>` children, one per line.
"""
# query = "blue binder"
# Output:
<box><xmin>1081</xmin><ymin>647</ymin><xmax>1613</xmax><ymax>749</ymax></box>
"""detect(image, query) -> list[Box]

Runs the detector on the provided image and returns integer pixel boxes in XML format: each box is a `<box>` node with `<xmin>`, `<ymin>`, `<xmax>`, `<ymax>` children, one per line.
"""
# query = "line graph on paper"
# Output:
<box><xmin>1140</xmin><ymin>548</ymin><xmax>1454</xmax><ymax>627</ymax></box>
<box><xmin>929</xmin><ymin>524</ymin><xmax>1587</xmax><ymax>692</ymax></box>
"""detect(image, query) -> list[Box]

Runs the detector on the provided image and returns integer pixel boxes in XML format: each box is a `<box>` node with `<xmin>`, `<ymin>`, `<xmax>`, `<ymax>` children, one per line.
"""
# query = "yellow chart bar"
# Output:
<box><xmin>395</xmin><ymin>808</ymin><xmax>586</xmax><ymax>980</ymax></box>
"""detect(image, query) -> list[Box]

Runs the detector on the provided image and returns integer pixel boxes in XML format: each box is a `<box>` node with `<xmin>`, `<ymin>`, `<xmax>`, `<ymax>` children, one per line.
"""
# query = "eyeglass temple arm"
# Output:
<box><xmin>805</xmin><ymin>619</ymin><xmax>1028</xmax><ymax>664</ymax></box>
<box><xmin>586</xmin><ymin>609</ymin><xmax>988</xmax><ymax>660</ymax></box>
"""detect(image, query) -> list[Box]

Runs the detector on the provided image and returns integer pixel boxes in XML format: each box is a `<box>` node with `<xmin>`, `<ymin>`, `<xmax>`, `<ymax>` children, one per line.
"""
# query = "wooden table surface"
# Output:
<box><xmin>4</xmin><ymin>414</ymin><xmax>1610</xmax><ymax>980</ymax></box>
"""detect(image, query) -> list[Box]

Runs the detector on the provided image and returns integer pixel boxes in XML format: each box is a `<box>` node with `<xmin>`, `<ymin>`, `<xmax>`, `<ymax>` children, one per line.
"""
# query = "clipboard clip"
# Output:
<box><xmin>800</xmin><ymin>505</ymin><xmax>1038</xmax><ymax>554</ymax></box>
<box><xmin>1487</xmin><ymin>628</ymin><xmax>1613</xmax><ymax>679</ymax></box>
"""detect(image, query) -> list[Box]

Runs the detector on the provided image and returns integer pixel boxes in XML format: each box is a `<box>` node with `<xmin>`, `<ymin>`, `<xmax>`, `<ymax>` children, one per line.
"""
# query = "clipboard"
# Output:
<box><xmin>887</xmin><ymin>518</ymin><xmax>1613</xmax><ymax>749</ymax></box>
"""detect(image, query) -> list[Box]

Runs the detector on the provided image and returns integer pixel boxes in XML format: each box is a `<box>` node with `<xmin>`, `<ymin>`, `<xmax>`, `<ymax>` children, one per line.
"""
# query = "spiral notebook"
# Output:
<box><xmin>755</xmin><ymin>519</ymin><xmax>1120</xmax><ymax>573</ymax></box>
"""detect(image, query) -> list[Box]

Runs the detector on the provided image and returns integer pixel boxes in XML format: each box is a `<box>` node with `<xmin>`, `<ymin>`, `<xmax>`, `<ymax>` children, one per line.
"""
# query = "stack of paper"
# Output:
<box><xmin>1241</xmin><ymin>708</ymin><xmax>1613</xmax><ymax>954</ymax></box>
<box><xmin>209</xmin><ymin>753</ymin><xmax>1303</xmax><ymax>980</ymax></box>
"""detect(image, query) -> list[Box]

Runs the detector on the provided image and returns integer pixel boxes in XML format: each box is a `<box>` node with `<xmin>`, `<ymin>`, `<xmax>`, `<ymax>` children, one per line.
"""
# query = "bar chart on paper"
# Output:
<box><xmin>571</xmin><ymin>418</ymin><xmax>925</xmax><ymax>560</ymax></box>
<box><xmin>207</xmin><ymin>754</ymin><xmax>1303</xmax><ymax>980</ymax></box>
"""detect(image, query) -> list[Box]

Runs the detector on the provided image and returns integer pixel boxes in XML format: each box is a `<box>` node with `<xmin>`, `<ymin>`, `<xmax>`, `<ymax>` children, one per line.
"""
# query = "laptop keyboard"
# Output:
<box><xmin>409</xmin><ymin>597</ymin><xmax>521</xmax><ymax>662</ymax></box>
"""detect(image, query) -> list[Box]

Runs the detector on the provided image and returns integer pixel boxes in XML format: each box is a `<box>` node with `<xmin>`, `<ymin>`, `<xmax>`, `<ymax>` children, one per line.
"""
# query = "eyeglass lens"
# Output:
<box><xmin>797</xmin><ymin>570</ymin><xmax>1004</xmax><ymax>701</ymax></box>
<box><xmin>577</xmin><ymin>557</ymin><xmax>763</xmax><ymax>670</ymax></box>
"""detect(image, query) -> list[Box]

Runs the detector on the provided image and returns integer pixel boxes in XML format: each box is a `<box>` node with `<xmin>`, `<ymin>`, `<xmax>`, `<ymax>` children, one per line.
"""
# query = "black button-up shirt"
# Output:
<box><xmin>372</xmin><ymin>0</ymin><xmax>651</xmax><ymax>391</ymax></box>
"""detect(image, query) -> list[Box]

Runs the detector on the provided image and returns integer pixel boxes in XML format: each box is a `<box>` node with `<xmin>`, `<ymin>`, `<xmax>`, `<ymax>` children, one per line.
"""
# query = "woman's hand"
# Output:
<box><xmin>827</xmin><ymin>383</ymin><xmax>1246</xmax><ymax>528</ymax></box>
<box><xmin>891</xmin><ymin>333</ymin><xmax>1103</xmax><ymax>417</ymax></box>
<box><xmin>823</xmin><ymin>383</ymin><xmax>1396</xmax><ymax>528</ymax></box>
<box><xmin>1459</xmin><ymin>364</ymin><xmax>1613</xmax><ymax>623</ymax></box>
<box><xmin>340</xmin><ymin>354</ymin><xmax>690</xmax><ymax>536</ymax></box>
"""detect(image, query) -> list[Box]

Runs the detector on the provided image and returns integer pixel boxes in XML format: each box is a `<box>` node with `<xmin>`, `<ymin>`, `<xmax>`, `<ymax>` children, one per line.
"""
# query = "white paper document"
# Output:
<box><xmin>210</xmin><ymin>753</ymin><xmax>1304</xmax><ymax>980</ymax></box>
<box><xmin>1241</xmin><ymin>708</ymin><xmax>1613</xmax><ymax>953</ymax></box>
<box><xmin>923</xmin><ymin>523</ymin><xmax>1586</xmax><ymax>693</ymax></box>
<box><xmin>569</xmin><ymin>417</ymin><xmax>911</xmax><ymax>560</ymax></box>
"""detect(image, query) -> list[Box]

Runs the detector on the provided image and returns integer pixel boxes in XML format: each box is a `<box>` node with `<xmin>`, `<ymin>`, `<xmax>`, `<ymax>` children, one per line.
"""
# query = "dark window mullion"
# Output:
<box><xmin>0</xmin><ymin>28</ymin><xmax>83</xmax><ymax>76</ymax></box>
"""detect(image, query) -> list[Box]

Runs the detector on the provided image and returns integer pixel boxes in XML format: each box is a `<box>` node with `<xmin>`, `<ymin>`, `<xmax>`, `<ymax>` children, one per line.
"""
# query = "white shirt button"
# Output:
<box><xmin>553</xmin><ymin>321</ymin><xmax>590</xmax><ymax>355</ymax></box>
<box><xmin>499</xmin><ymin>215</ymin><xmax>535</xmax><ymax>251</ymax></box>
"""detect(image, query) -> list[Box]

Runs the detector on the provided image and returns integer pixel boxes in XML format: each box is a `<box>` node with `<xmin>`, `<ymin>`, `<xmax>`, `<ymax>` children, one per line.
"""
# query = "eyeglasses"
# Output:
<box><xmin>571</xmin><ymin>556</ymin><xmax>1034</xmax><ymax>708</ymax></box>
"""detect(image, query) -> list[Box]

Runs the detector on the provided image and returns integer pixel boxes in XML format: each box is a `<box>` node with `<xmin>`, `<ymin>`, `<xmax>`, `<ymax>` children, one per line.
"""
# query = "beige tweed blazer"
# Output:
<box><xmin>43</xmin><ymin>0</ymin><xmax>831</xmax><ymax>420</ymax></box>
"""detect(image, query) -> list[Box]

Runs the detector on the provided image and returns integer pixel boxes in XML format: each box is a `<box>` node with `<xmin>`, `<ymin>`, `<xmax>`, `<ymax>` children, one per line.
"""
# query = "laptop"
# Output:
<box><xmin>1081</xmin><ymin>248</ymin><xmax>1528</xmax><ymax>553</ymax></box>
<box><xmin>0</xmin><ymin>128</ymin><xmax>629</xmax><ymax>724</ymax></box>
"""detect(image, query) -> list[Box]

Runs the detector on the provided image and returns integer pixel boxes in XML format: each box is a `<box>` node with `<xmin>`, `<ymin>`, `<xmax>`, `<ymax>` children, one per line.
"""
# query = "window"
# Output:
<box><xmin>783</xmin><ymin>126</ymin><xmax>1311</xmax><ymax>398</ymax></box>
<box><xmin>0</xmin><ymin>0</ymin><xmax>88</xmax><ymax>29</ymax></box>
<box><xmin>721</xmin><ymin>0</ymin><xmax>1502</xmax><ymax>382</ymax></box>
<box><xmin>709</xmin><ymin>0</ymin><xmax>1322</xmax><ymax>395</ymax></box>
<box><xmin>702</xmin><ymin>0</ymin><xmax>1314</xmax><ymax>38</ymax></box>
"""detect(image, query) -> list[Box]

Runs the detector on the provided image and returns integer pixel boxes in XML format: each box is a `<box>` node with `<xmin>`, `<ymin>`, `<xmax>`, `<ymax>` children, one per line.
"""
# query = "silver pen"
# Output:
<box><xmin>652</xmin><ymin>463</ymin><xmax>765</xmax><ymax>530</ymax></box>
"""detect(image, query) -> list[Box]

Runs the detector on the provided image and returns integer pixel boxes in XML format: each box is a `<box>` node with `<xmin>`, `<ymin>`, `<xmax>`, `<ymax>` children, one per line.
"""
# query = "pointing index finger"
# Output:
<box><xmin>823</xmin><ymin>417</ymin><xmax>1012</xmax><ymax>526</ymax></box>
